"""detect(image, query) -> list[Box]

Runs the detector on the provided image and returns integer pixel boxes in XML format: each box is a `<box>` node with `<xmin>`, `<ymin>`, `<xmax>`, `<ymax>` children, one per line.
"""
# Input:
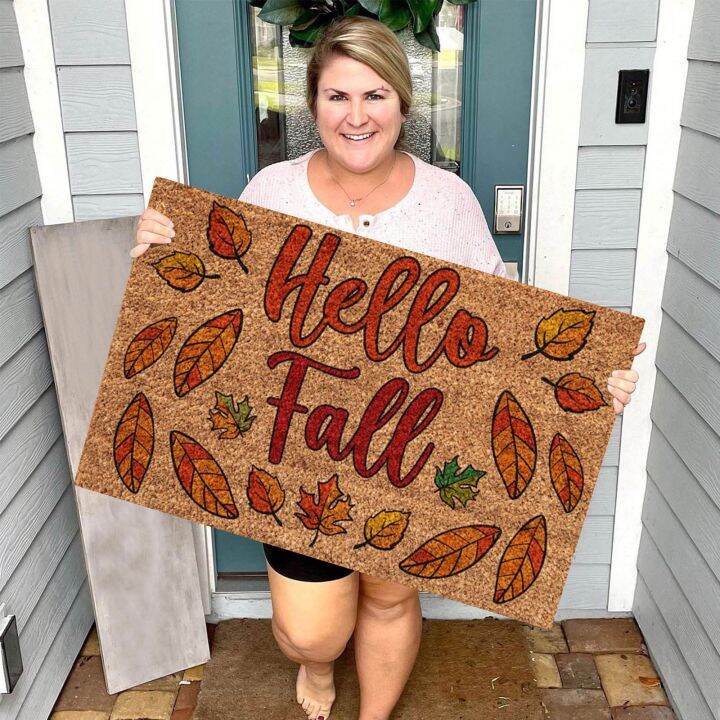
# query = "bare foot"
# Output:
<box><xmin>296</xmin><ymin>662</ymin><xmax>336</xmax><ymax>720</ymax></box>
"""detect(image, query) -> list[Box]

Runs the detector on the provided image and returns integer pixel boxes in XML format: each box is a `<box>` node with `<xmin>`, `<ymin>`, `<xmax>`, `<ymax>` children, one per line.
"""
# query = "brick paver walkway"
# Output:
<box><xmin>524</xmin><ymin>618</ymin><xmax>677</xmax><ymax>719</ymax></box>
<box><xmin>50</xmin><ymin>624</ymin><xmax>214</xmax><ymax>720</ymax></box>
<box><xmin>50</xmin><ymin>618</ymin><xmax>677</xmax><ymax>720</ymax></box>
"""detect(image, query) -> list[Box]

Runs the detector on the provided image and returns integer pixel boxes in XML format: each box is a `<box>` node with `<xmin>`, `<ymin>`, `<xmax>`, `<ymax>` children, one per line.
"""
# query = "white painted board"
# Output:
<box><xmin>30</xmin><ymin>215</ymin><xmax>208</xmax><ymax>693</ymax></box>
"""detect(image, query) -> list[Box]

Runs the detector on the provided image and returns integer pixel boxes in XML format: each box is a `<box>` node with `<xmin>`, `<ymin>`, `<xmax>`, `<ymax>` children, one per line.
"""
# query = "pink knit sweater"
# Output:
<box><xmin>238</xmin><ymin>148</ymin><xmax>508</xmax><ymax>278</ymax></box>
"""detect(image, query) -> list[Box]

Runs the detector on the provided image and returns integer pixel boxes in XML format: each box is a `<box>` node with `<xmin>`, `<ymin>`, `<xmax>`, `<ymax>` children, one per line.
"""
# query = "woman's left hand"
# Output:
<box><xmin>607</xmin><ymin>342</ymin><xmax>647</xmax><ymax>414</ymax></box>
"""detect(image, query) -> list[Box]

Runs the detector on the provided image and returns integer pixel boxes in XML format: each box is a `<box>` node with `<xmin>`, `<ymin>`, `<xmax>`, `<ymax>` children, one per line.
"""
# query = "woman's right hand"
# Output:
<box><xmin>130</xmin><ymin>207</ymin><xmax>176</xmax><ymax>258</ymax></box>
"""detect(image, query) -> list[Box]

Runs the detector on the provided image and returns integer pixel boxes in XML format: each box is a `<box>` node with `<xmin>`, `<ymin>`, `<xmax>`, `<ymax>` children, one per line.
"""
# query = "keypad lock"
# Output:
<box><xmin>494</xmin><ymin>185</ymin><xmax>524</xmax><ymax>234</ymax></box>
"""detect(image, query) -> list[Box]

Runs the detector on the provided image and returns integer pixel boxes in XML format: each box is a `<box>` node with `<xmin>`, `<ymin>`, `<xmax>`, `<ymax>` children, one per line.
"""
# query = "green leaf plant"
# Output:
<box><xmin>253</xmin><ymin>0</ymin><xmax>476</xmax><ymax>51</ymax></box>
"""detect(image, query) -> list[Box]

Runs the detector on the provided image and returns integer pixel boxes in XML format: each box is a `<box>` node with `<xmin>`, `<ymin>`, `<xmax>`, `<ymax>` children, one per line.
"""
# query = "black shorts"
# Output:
<box><xmin>263</xmin><ymin>543</ymin><xmax>354</xmax><ymax>582</ymax></box>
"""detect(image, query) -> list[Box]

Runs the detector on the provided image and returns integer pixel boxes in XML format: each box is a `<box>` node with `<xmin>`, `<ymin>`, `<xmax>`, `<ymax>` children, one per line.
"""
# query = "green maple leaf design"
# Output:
<box><xmin>433</xmin><ymin>455</ymin><xmax>486</xmax><ymax>510</ymax></box>
<box><xmin>217</xmin><ymin>392</ymin><xmax>256</xmax><ymax>435</ymax></box>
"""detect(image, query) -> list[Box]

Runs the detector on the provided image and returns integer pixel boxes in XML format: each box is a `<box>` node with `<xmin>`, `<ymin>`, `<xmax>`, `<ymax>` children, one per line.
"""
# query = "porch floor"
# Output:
<box><xmin>49</xmin><ymin>617</ymin><xmax>678</xmax><ymax>720</ymax></box>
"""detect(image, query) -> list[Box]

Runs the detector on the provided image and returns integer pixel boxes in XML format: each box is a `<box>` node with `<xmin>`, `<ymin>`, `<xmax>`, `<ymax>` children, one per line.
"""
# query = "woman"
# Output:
<box><xmin>132</xmin><ymin>16</ymin><xmax>644</xmax><ymax>720</ymax></box>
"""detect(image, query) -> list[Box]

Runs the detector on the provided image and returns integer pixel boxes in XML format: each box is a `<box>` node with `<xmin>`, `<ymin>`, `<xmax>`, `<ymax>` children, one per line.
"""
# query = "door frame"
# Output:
<box><xmin>125</xmin><ymin>0</ymin><xmax>586</xmax><ymax>620</ymax></box>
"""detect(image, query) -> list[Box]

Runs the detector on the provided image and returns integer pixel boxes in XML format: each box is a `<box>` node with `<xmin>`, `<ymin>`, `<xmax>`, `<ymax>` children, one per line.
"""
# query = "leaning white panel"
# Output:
<box><xmin>30</xmin><ymin>215</ymin><xmax>208</xmax><ymax>694</ymax></box>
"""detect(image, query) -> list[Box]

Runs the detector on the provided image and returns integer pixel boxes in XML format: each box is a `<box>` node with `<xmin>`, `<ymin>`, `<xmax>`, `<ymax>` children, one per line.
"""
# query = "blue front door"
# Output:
<box><xmin>174</xmin><ymin>0</ymin><xmax>536</xmax><ymax>575</ymax></box>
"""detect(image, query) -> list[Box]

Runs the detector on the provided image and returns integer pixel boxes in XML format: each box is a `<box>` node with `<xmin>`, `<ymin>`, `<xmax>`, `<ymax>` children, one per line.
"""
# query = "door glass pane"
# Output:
<box><xmin>249</xmin><ymin>6</ymin><xmax>466</xmax><ymax>174</ymax></box>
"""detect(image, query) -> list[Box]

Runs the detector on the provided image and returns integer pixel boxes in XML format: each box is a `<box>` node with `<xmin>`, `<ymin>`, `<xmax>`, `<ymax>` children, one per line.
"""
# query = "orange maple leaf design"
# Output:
<box><xmin>295</xmin><ymin>474</ymin><xmax>354</xmax><ymax>547</ymax></box>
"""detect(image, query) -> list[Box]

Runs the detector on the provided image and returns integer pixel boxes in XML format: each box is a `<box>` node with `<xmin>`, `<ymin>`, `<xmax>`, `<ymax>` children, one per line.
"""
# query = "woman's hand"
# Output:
<box><xmin>607</xmin><ymin>341</ymin><xmax>646</xmax><ymax>414</ymax></box>
<box><xmin>130</xmin><ymin>207</ymin><xmax>175</xmax><ymax>258</ymax></box>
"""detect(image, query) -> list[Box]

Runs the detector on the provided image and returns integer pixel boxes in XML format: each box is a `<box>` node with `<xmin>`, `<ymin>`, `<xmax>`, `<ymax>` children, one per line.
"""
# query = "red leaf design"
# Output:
<box><xmin>541</xmin><ymin>372</ymin><xmax>609</xmax><ymax>413</ymax></box>
<box><xmin>207</xmin><ymin>201</ymin><xmax>252</xmax><ymax>273</ymax></box>
<box><xmin>247</xmin><ymin>465</ymin><xmax>285</xmax><ymax>526</ymax></box>
<box><xmin>494</xmin><ymin>515</ymin><xmax>547</xmax><ymax>603</ymax></box>
<box><xmin>399</xmin><ymin>525</ymin><xmax>501</xmax><ymax>578</ymax></box>
<box><xmin>169</xmin><ymin>430</ymin><xmax>239</xmax><ymax>519</ymax></box>
<box><xmin>113</xmin><ymin>392</ymin><xmax>154</xmax><ymax>493</ymax></box>
<box><xmin>173</xmin><ymin>309</ymin><xmax>243</xmax><ymax>397</ymax></box>
<box><xmin>124</xmin><ymin>317</ymin><xmax>177</xmax><ymax>378</ymax></box>
<box><xmin>491</xmin><ymin>390</ymin><xmax>537</xmax><ymax>499</ymax></box>
<box><xmin>295</xmin><ymin>474</ymin><xmax>353</xmax><ymax>547</ymax></box>
<box><xmin>549</xmin><ymin>433</ymin><xmax>584</xmax><ymax>512</ymax></box>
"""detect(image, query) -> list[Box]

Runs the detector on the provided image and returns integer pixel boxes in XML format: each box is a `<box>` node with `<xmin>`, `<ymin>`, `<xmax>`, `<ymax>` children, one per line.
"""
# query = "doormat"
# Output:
<box><xmin>193</xmin><ymin>618</ymin><xmax>545</xmax><ymax>720</ymax></box>
<box><xmin>74</xmin><ymin>177</ymin><xmax>645</xmax><ymax>628</ymax></box>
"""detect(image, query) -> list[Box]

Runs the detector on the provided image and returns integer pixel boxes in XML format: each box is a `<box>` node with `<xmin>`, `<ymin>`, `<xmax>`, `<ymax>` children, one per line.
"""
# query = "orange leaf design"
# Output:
<box><xmin>169</xmin><ymin>430</ymin><xmax>239</xmax><ymax>519</ymax></box>
<box><xmin>541</xmin><ymin>372</ymin><xmax>608</xmax><ymax>413</ymax></box>
<box><xmin>151</xmin><ymin>251</ymin><xmax>220</xmax><ymax>292</ymax></box>
<box><xmin>494</xmin><ymin>515</ymin><xmax>547</xmax><ymax>603</ymax></box>
<box><xmin>207</xmin><ymin>201</ymin><xmax>252</xmax><ymax>273</ymax></box>
<box><xmin>521</xmin><ymin>308</ymin><xmax>595</xmax><ymax>361</ymax></box>
<box><xmin>173</xmin><ymin>309</ymin><xmax>243</xmax><ymax>397</ymax></box>
<box><xmin>295</xmin><ymin>474</ymin><xmax>354</xmax><ymax>547</ymax></box>
<box><xmin>124</xmin><ymin>317</ymin><xmax>178</xmax><ymax>378</ymax></box>
<box><xmin>247</xmin><ymin>465</ymin><xmax>285</xmax><ymax>526</ymax></box>
<box><xmin>491</xmin><ymin>390</ymin><xmax>537</xmax><ymax>499</ymax></box>
<box><xmin>113</xmin><ymin>392</ymin><xmax>154</xmax><ymax>493</ymax></box>
<box><xmin>354</xmin><ymin>510</ymin><xmax>411</xmax><ymax>550</ymax></box>
<box><xmin>399</xmin><ymin>525</ymin><xmax>501</xmax><ymax>578</ymax></box>
<box><xmin>208</xmin><ymin>403</ymin><xmax>238</xmax><ymax>439</ymax></box>
<box><xmin>549</xmin><ymin>433</ymin><xmax>584</xmax><ymax>512</ymax></box>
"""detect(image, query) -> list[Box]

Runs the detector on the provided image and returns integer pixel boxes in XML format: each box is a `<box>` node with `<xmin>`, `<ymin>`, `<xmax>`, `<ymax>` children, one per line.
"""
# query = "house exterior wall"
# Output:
<box><xmin>50</xmin><ymin>0</ymin><xmax>144</xmax><ymax>220</ymax></box>
<box><xmin>557</xmin><ymin>0</ymin><xmax>659</xmax><ymax>613</ymax></box>
<box><xmin>2</xmin><ymin>0</ymin><xmax>677</xmax><ymax>654</ymax></box>
<box><xmin>632</xmin><ymin>0</ymin><xmax>720</xmax><ymax>718</ymax></box>
<box><xmin>0</xmin><ymin>2</ymin><xmax>93</xmax><ymax>719</ymax></box>
<box><xmin>25</xmin><ymin>0</ymin><xmax>663</xmax><ymax>617</ymax></box>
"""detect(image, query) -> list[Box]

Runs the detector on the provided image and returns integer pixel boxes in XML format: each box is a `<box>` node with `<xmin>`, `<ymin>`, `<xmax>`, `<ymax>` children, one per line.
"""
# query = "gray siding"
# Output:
<box><xmin>558</xmin><ymin>0</ymin><xmax>658</xmax><ymax>614</ymax></box>
<box><xmin>0</xmin><ymin>2</ymin><xmax>93</xmax><ymax>719</ymax></box>
<box><xmin>49</xmin><ymin>0</ymin><xmax>144</xmax><ymax>220</ymax></box>
<box><xmin>633</xmin><ymin>1</ymin><xmax>720</xmax><ymax>719</ymax></box>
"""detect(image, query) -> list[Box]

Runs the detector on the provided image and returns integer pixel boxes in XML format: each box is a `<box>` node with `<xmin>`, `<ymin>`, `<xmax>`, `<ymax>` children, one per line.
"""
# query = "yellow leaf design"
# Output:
<box><xmin>521</xmin><ymin>308</ymin><xmax>596</xmax><ymax>361</ymax></box>
<box><xmin>151</xmin><ymin>251</ymin><xmax>220</xmax><ymax>292</ymax></box>
<box><xmin>354</xmin><ymin>510</ymin><xmax>410</xmax><ymax>550</ymax></box>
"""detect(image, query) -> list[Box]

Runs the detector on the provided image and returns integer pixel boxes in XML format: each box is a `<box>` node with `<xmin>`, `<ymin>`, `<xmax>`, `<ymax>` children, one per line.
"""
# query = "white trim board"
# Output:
<box><xmin>124</xmin><ymin>0</ymin><xmax>187</xmax><ymax>200</ymax></box>
<box><xmin>607</xmin><ymin>0</ymin><xmax>695</xmax><ymax>612</ymax></box>
<box><xmin>209</xmin><ymin>591</ymin><xmax>635</xmax><ymax>622</ymax></box>
<box><xmin>14</xmin><ymin>0</ymin><xmax>73</xmax><ymax>224</ymax></box>
<box><xmin>524</xmin><ymin>0</ymin><xmax>588</xmax><ymax>293</ymax></box>
<box><xmin>210</xmin><ymin>592</ymin><xmax>509</xmax><ymax>622</ymax></box>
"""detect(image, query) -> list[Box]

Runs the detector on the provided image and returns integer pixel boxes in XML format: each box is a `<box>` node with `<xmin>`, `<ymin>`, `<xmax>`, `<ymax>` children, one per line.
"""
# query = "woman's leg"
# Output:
<box><xmin>354</xmin><ymin>573</ymin><xmax>423</xmax><ymax>720</ymax></box>
<box><xmin>266</xmin><ymin>560</ymin><xmax>359</xmax><ymax>720</ymax></box>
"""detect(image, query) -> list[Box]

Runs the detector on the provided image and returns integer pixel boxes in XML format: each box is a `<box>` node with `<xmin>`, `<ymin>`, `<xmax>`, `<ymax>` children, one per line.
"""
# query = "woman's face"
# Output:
<box><xmin>314</xmin><ymin>53</ymin><xmax>405</xmax><ymax>174</ymax></box>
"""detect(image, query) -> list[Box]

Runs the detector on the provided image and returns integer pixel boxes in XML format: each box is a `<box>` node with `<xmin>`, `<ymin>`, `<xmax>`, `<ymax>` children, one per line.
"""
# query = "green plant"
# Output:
<box><xmin>251</xmin><ymin>0</ymin><xmax>475</xmax><ymax>51</ymax></box>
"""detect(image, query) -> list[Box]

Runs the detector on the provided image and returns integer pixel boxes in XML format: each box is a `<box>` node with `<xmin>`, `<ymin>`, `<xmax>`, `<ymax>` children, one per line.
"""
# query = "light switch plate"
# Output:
<box><xmin>494</xmin><ymin>185</ymin><xmax>524</xmax><ymax>234</ymax></box>
<box><xmin>504</xmin><ymin>262</ymin><xmax>519</xmax><ymax>282</ymax></box>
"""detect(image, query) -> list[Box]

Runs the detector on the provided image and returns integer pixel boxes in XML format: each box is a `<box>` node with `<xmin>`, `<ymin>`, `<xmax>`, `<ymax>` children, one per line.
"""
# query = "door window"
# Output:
<box><xmin>249</xmin><ymin>6</ymin><xmax>467</xmax><ymax>173</ymax></box>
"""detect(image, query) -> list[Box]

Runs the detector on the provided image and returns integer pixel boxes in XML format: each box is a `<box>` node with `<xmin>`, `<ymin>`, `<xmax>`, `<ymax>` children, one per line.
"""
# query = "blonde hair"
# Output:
<box><xmin>306</xmin><ymin>16</ymin><xmax>413</xmax><ymax>147</ymax></box>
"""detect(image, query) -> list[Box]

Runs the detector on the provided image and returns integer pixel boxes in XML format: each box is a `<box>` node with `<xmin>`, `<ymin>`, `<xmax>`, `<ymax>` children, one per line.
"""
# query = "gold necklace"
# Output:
<box><xmin>324</xmin><ymin>151</ymin><xmax>397</xmax><ymax>207</ymax></box>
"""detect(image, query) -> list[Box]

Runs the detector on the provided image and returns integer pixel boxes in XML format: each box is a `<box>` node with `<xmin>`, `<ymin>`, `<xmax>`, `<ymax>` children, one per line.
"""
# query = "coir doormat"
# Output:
<box><xmin>74</xmin><ymin>177</ymin><xmax>644</xmax><ymax>628</ymax></box>
<box><xmin>193</xmin><ymin>618</ymin><xmax>544</xmax><ymax>719</ymax></box>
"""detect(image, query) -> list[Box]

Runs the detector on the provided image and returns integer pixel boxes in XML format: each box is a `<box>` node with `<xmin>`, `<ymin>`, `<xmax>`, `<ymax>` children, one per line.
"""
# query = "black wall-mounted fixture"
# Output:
<box><xmin>616</xmin><ymin>69</ymin><xmax>650</xmax><ymax>124</ymax></box>
<box><xmin>0</xmin><ymin>612</ymin><xmax>23</xmax><ymax>694</ymax></box>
